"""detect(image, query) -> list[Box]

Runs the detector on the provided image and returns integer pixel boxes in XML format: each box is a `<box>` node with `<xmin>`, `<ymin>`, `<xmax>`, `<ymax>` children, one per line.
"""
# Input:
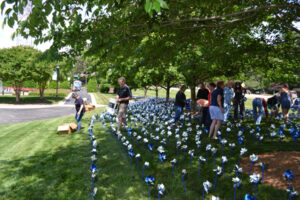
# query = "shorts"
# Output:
<box><xmin>209</xmin><ymin>106</ymin><xmax>224</xmax><ymax>121</ymax></box>
<box><xmin>268</xmin><ymin>104</ymin><xmax>277</xmax><ymax>110</ymax></box>
<box><xmin>118</xmin><ymin>103</ymin><xmax>128</xmax><ymax>118</ymax></box>
<box><xmin>281</xmin><ymin>100</ymin><xmax>291</xmax><ymax>109</ymax></box>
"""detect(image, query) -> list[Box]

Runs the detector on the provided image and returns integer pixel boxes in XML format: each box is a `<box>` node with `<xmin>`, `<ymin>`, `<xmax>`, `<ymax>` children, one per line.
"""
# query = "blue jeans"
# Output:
<box><xmin>75</xmin><ymin>111</ymin><xmax>85</xmax><ymax>131</ymax></box>
<box><xmin>223</xmin><ymin>101</ymin><xmax>231</xmax><ymax>122</ymax></box>
<box><xmin>174</xmin><ymin>106</ymin><xmax>183</xmax><ymax>122</ymax></box>
<box><xmin>252</xmin><ymin>98</ymin><xmax>263</xmax><ymax>124</ymax></box>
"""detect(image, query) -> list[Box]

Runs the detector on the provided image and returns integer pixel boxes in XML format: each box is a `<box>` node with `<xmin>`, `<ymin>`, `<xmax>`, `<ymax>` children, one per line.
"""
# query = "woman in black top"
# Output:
<box><xmin>233</xmin><ymin>82</ymin><xmax>245</xmax><ymax>122</ymax></box>
<box><xmin>174</xmin><ymin>85</ymin><xmax>187</xmax><ymax>126</ymax></box>
<box><xmin>72</xmin><ymin>93</ymin><xmax>85</xmax><ymax>131</ymax></box>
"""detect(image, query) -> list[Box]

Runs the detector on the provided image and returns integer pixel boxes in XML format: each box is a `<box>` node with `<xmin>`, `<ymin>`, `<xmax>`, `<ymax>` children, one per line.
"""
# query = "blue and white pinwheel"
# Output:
<box><xmin>232</xmin><ymin>177</ymin><xmax>242</xmax><ymax>200</ymax></box>
<box><xmin>249</xmin><ymin>154</ymin><xmax>258</xmax><ymax>175</ymax></box>
<box><xmin>157</xmin><ymin>183</ymin><xmax>165</xmax><ymax>200</ymax></box>
<box><xmin>202</xmin><ymin>180</ymin><xmax>212</xmax><ymax>200</ymax></box>
<box><xmin>250</xmin><ymin>173</ymin><xmax>261</xmax><ymax>199</ymax></box>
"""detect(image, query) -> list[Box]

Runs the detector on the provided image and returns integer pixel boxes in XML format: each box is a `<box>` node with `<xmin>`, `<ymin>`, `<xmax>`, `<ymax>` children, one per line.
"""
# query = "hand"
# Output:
<box><xmin>77</xmin><ymin>112</ymin><xmax>81</xmax><ymax>116</ymax></box>
<box><xmin>220</xmin><ymin>108</ymin><xmax>225</xmax><ymax>114</ymax></box>
<box><xmin>117</xmin><ymin>98</ymin><xmax>122</xmax><ymax>102</ymax></box>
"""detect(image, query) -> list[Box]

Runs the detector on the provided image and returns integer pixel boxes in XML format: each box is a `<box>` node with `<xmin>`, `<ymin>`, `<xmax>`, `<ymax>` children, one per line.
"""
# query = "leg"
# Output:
<box><xmin>117</xmin><ymin>104</ymin><xmax>126</xmax><ymax>133</ymax></box>
<box><xmin>233</xmin><ymin>103</ymin><xmax>238</xmax><ymax>121</ymax></box>
<box><xmin>253</xmin><ymin>100</ymin><xmax>257</xmax><ymax>123</ymax></box>
<box><xmin>240</xmin><ymin>102</ymin><xmax>245</xmax><ymax>121</ymax></box>
<box><xmin>209</xmin><ymin>119</ymin><xmax>217</xmax><ymax>138</ymax></box>
<box><xmin>77</xmin><ymin>112</ymin><xmax>84</xmax><ymax>131</ymax></box>
<box><xmin>213</xmin><ymin>120</ymin><xmax>222</xmax><ymax>138</ymax></box>
<box><xmin>257</xmin><ymin>103</ymin><xmax>263</xmax><ymax>124</ymax></box>
<box><xmin>224</xmin><ymin>102</ymin><xmax>229</xmax><ymax>122</ymax></box>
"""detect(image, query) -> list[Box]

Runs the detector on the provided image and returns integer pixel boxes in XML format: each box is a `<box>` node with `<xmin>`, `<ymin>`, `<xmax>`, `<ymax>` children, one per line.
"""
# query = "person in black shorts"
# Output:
<box><xmin>72</xmin><ymin>93</ymin><xmax>85</xmax><ymax>131</ymax></box>
<box><xmin>116</xmin><ymin>77</ymin><xmax>132</xmax><ymax>134</ymax></box>
<box><xmin>267</xmin><ymin>95</ymin><xmax>280</xmax><ymax>120</ymax></box>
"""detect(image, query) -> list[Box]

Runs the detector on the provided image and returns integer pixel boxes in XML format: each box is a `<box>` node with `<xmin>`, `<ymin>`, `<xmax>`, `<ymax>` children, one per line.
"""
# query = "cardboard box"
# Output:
<box><xmin>57</xmin><ymin>123</ymin><xmax>78</xmax><ymax>134</ymax></box>
<box><xmin>85</xmin><ymin>104</ymin><xmax>96</xmax><ymax>112</ymax></box>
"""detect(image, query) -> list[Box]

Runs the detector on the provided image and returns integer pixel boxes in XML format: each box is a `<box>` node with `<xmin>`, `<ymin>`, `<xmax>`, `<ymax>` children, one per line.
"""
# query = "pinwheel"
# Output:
<box><xmin>142</xmin><ymin>162</ymin><xmax>150</xmax><ymax>183</ymax></box>
<box><xmin>196</xmin><ymin>140</ymin><xmax>201</xmax><ymax>154</ymax></box>
<box><xmin>145</xmin><ymin>175</ymin><xmax>155</xmax><ymax>199</ymax></box>
<box><xmin>188</xmin><ymin>149</ymin><xmax>195</xmax><ymax>168</ymax></box>
<box><xmin>232</xmin><ymin>177</ymin><xmax>242</xmax><ymax>200</ymax></box>
<box><xmin>286</xmin><ymin>188</ymin><xmax>299</xmax><ymax>200</ymax></box>
<box><xmin>181</xmin><ymin>145</ymin><xmax>188</xmax><ymax>161</ymax></box>
<box><xmin>244</xmin><ymin>194</ymin><xmax>256</xmax><ymax>200</ymax></box>
<box><xmin>237</xmin><ymin>148</ymin><xmax>248</xmax><ymax>165</ymax></box>
<box><xmin>229</xmin><ymin>143</ymin><xmax>236</xmax><ymax>157</ymax></box>
<box><xmin>213</xmin><ymin>166</ymin><xmax>222</xmax><ymax>191</ymax></box>
<box><xmin>158</xmin><ymin>153</ymin><xmax>167</xmax><ymax>168</ymax></box>
<box><xmin>259</xmin><ymin>162</ymin><xmax>265</xmax><ymax>184</ymax></box>
<box><xmin>220</xmin><ymin>139</ymin><xmax>227</xmax><ymax>154</ymax></box>
<box><xmin>221</xmin><ymin>156</ymin><xmax>228</xmax><ymax>176</ymax></box>
<box><xmin>181</xmin><ymin>169</ymin><xmax>187</xmax><ymax>195</ymax></box>
<box><xmin>270</xmin><ymin>131</ymin><xmax>276</xmax><ymax>144</ymax></box>
<box><xmin>143</xmin><ymin>138</ymin><xmax>149</xmax><ymax>152</ymax></box>
<box><xmin>233</xmin><ymin>165</ymin><xmax>243</xmax><ymax>176</ymax></box>
<box><xmin>170</xmin><ymin>159</ymin><xmax>177</xmax><ymax>178</ymax></box>
<box><xmin>206</xmin><ymin>144</ymin><xmax>212</xmax><ymax>160</ymax></box>
<box><xmin>211</xmin><ymin>148</ymin><xmax>217</xmax><ymax>168</ymax></box>
<box><xmin>210</xmin><ymin>196</ymin><xmax>220</xmax><ymax>200</ymax></box>
<box><xmin>195</xmin><ymin>155</ymin><xmax>206</xmax><ymax>177</ymax></box>
<box><xmin>284</xmin><ymin>170</ymin><xmax>294</xmax><ymax>191</ymax></box>
<box><xmin>249</xmin><ymin>154</ymin><xmax>259</xmax><ymax>175</ymax></box>
<box><xmin>250</xmin><ymin>173</ymin><xmax>261</xmax><ymax>199</ymax></box>
<box><xmin>136</xmin><ymin>135</ymin><xmax>142</xmax><ymax>144</ymax></box>
<box><xmin>202</xmin><ymin>180</ymin><xmax>212</xmax><ymax>200</ymax></box>
<box><xmin>157</xmin><ymin>183</ymin><xmax>165</xmax><ymax>200</ymax></box>
<box><xmin>148</xmin><ymin>143</ymin><xmax>154</xmax><ymax>159</ymax></box>
<box><xmin>136</xmin><ymin>153</ymin><xmax>141</xmax><ymax>173</ymax></box>
<box><xmin>167</xmin><ymin>131</ymin><xmax>172</xmax><ymax>144</ymax></box>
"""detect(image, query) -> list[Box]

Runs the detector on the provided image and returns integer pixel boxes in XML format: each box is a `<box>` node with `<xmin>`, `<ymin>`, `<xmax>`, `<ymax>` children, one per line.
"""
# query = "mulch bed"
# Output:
<box><xmin>240</xmin><ymin>151</ymin><xmax>300</xmax><ymax>191</ymax></box>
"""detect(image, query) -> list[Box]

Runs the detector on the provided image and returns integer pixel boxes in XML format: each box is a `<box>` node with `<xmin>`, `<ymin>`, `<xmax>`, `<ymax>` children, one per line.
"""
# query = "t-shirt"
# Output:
<box><xmin>197</xmin><ymin>88</ymin><xmax>209</xmax><ymax>100</ymax></box>
<box><xmin>75</xmin><ymin>97</ymin><xmax>85</xmax><ymax>112</ymax></box>
<box><xmin>210</xmin><ymin>87</ymin><xmax>224</xmax><ymax>107</ymax></box>
<box><xmin>117</xmin><ymin>85</ymin><xmax>132</xmax><ymax>104</ymax></box>
<box><xmin>175</xmin><ymin>91</ymin><xmax>186</xmax><ymax>107</ymax></box>
<box><xmin>224</xmin><ymin>86</ymin><xmax>234</xmax><ymax>103</ymax></box>
<box><xmin>267</xmin><ymin>95</ymin><xmax>279</xmax><ymax>106</ymax></box>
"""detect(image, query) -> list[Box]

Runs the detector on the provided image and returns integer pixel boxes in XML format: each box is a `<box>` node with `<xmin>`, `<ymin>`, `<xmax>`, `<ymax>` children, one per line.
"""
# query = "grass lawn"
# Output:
<box><xmin>0</xmin><ymin>89</ymin><xmax>70</xmax><ymax>104</ymax></box>
<box><xmin>0</xmin><ymin>108</ymin><xmax>151</xmax><ymax>200</ymax></box>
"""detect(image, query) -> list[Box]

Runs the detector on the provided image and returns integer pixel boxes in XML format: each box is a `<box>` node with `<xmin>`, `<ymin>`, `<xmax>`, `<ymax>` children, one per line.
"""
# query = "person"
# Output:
<box><xmin>209</xmin><ymin>81</ymin><xmax>225</xmax><ymax>139</ymax></box>
<box><xmin>233</xmin><ymin>82</ymin><xmax>245</xmax><ymax>122</ymax></box>
<box><xmin>174</xmin><ymin>85</ymin><xmax>187</xmax><ymax>126</ymax></box>
<box><xmin>223</xmin><ymin>81</ymin><xmax>235</xmax><ymax>122</ymax></box>
<box><xmin>116</xmin><ymin>77</ymin><xmax>132</xmax><ymax>133</ymax></box>
<box><xmin>252</xmin><ymin>97</ymin><xmax>268</xmax><ymax>124</ymax></box>
<box><xmin>196</xmin><ymin>83</ymin><xmax>209</xmax><ymax>118</ymax></box>
<box><xmin>202</xmin><ymin>82</ymin><xmax>216</xmax><ymax>129</ymax></box>
<box><xmin>267</xmin><ymin>95</ymin><xmax>280</xmax><ymax>120</ymax></box>
<box><xmin>279</xmin><ymin>84</ymin><xmax>293</xmax><ymax>124</ymax></box>
<box><xmin>72</xmin><ymin>93</ymin><xmax>85</xmax><ymax>131</ymax></box>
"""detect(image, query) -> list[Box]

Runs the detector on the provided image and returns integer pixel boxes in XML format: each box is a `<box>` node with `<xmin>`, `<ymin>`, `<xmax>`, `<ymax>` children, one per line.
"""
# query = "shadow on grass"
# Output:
<box><xmin>0</xmin><ymin>96</ymin><xmax>65</xmax><ymax>104</ymax></box>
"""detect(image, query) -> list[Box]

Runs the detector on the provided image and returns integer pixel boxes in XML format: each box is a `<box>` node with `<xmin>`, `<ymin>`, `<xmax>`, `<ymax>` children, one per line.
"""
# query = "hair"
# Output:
<box><xmin>72</xmin><ymin>93</ymin><xmax>78</xmax><ymax>99</ymax></box>
<box><xmin>118</xmin><ymin>77</ymin><xmax>126</xmax><ymax>83</ymax></box>
<box><xmin>180</xmin><ymin>85</ymin><xmax>186</xmax><ymax>91</ymax></box>
<box><xmin>283</xmin><ymin>83</ymin><xmax>288</xmax><ymax>89</ymax></box>
<box><xmin>216</xmin><ymin>81</ymin><xmax>225</xmax><ymax>88</ymax></box>
<box><xmin>209</xmin><ymin>82</ymin><xmax>216</xmax><ymax>88</ymax></box>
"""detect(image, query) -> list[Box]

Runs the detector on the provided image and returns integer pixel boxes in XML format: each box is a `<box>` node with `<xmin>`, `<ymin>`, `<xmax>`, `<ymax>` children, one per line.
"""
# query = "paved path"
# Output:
<box><xmin>0</xmin><ymin>87</ymin><xmax>96</xmax><ymax>125</ymax></box>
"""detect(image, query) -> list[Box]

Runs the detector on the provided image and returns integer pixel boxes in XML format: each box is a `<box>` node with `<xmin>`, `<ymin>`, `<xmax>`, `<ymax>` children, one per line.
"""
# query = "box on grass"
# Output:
<box><xmin>57</xmin><ymin>123</ymin><xmax>77</xmax><ymax>134</ymax></box>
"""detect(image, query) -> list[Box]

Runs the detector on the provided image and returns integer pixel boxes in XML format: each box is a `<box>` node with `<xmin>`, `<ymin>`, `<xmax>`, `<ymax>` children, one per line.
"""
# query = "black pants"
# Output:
<box><xmin>202</xmin><ymin>107</ymin><xmax>211</xmax><ymax>129</ymax></box>
<box><xmin>234</xmin><ymin>101</ymin><xmax>245</xmax><ymax>121</ymax></box>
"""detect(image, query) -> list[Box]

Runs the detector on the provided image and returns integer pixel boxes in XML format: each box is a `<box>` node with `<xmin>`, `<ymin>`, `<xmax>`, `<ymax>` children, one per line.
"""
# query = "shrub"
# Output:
<box><xmin>87</xmin><ymin>79</ymin><xmax>98</xmax><ymax>92</ymax></box>
<box><xmin>59</xmin><ymin>81</ymin><xmax>70</xmax><ymax>89</ymax></box>
<box><xmin>100</xmin><ymin>84</ymin><xmax>110</xmax><ymax>93</ymax></box>
<box><xmin>46</xmin><ymin>81</ymin><xmax>57</xmax><ymax>89</ymax></box>
<box><xmin>29</xmin><ymin>91</ymin><xmax>68</xmax><ymax>97</ymax></box>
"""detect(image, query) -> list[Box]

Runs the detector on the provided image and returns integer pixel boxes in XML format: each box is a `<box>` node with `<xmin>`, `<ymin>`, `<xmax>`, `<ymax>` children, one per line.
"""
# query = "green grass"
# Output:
<box><xmin>0</xmin><ymin>89</ymin><xmax>70</xmax><ymax>104</ymax></box>
<box><xmin>93</xmin><ymin>92</ymin><xmax>116</xmax><ymax>105</ymax></box>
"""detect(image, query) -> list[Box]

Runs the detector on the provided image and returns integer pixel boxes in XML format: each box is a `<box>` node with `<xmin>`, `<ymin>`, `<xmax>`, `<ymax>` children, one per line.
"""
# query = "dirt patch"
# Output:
<box><xmin>240</xmin><ymin>151</ymin><xmax>300</xmax><ymax>191</ymax></box>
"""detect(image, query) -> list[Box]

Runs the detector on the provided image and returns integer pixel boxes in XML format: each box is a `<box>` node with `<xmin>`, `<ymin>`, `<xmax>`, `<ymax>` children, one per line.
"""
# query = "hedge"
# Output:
<box><xmin>100</xmin><ymin>84</ymin><xmax>110</xmax><ymax>93</ymax></box>
<box><xmin>29</xmin><ymin>91</ymin><xmax>68</xmax><ymax>97</ymax></box>
<box><xmin>46</xmin><ymin>81</ymin><xmax>70</xmax><ymax>89</ymax></box>
<box><xmin>87</xmin><ymin>79</ymin><xmax>98</xmax><ymax>92</ymax></box>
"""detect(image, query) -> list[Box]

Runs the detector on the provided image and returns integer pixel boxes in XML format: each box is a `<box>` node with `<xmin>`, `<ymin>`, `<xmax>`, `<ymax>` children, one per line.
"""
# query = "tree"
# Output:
<box><xmin>0</xmin><ymin>46</ymin><xmax>39</xmax><ymax>102</ymax></box>
<box><xmin>32</xmin><ymin>60</ymin><xmax>54</xmax><ymax>99</ymax></box>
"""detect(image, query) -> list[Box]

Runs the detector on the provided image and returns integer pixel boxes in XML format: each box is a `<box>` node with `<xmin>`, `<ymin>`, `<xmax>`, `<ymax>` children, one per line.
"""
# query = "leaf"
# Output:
<box><xmin>5</xmin><ymin>8</ymin><xmax>12</xmax><ymax>16</ymax></box>
<box><xmin>153</xmin><ymin>0</ymin><xmax>161</xmax><ymax>13</ymax></box>
<box><xmin>157</xmin><ymin>0</ymin><xmax>168</xmax><ymax>9</ymax></box>
<box><xmin>8</xmin><ymin>17</ymin><xmax>15</xmax><ymax>28</ymax></box>
<box><xmin>1</xmin><ymin>1</ymin><xmax>5</xmax><ymax>14</ymax></box>
<box><xmin>144</xmin><ymin>0</ymin><xmax>152</xmax><ymax>14</ymax></box>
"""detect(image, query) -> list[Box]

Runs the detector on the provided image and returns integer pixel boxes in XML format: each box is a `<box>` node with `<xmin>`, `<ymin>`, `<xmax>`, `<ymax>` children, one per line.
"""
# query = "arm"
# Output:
<box><xmin>217</xmin><ymin>94</ymin><xmax>224</xmax><ymax>113</ymax></box>
<box><xmin>78</xmin><ymin>105</ymin><xmax>84</xmax><ymax>115</ymax></box>
<box><xmin>288</xmin><ymin>91</ymin><xmax>293</xmax><ymax>102</ymax></box>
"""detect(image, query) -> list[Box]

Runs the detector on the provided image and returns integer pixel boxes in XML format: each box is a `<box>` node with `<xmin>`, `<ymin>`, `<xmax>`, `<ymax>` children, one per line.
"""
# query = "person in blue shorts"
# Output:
<box><xmin>279</xmin><ymin>84</ymin><xmax>293</xmax><ymax>124</ymax></box>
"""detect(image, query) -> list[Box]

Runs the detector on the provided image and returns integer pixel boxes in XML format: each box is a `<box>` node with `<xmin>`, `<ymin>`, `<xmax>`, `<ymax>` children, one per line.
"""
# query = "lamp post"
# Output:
<box><xmin>56</xmin><ymin>65</ymin><xmax>60</xmax><ymax>102</ymax></box>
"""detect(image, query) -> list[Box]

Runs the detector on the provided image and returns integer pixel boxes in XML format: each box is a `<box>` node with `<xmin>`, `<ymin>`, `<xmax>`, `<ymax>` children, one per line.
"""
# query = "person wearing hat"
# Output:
<box><xmin>233</xmin><ymin>82</ymin><xmax>245</xmax><ymax>122</ymax></box>
<box><xmin>72</xmin><ymin>93</ymin><xmax>86</xmax><ymax>131</ymax></box>
<box><xmin>174</xmin><ymin>85</ymin><xmax>187</xmax><ymax>126</ymax></box>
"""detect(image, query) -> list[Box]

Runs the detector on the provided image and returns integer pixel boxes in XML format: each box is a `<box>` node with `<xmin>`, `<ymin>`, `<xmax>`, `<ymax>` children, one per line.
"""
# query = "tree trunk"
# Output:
<box><xmin>166</xmin><ymin>81</ymin><xmax>171</xmax><ymax>103</ymax></box>
<box><xmin>155</xmin><ymin>86</ymin><xmax>158</xmax><ymax>99</ymax></box>
<box><xmin>144</xmin><ymin>87</ymin><xmax>148</xmax><ymax>97</ymax></box>
<box><xmin>190</xmin><ymin>85</ymin><xmax>196</xmax><ymax>112</ymax></box>
<box><xmin>39</xmin><ymin>83</ymin><xmax>45</xmax><ymax>99</ymax></box>
<box><xmin>15</xmin><ymin>85</ymin><xmax>21</xmax><ymax>103</ymax></box>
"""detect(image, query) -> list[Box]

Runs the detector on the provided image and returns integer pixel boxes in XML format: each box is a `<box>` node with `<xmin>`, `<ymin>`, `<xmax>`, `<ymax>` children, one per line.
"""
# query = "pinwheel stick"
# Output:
<box><xmin>172</xmin><ymin>165</ymin><xmax>175</xmax><ymax>178</ymax></box>
<box><xmin>136</xmin><ymin>159</ymin><xmax>139</xmax><ymax>173</ymax></box>
<box><xmin>255</xmin><ymin>183</ymin><xmax>258</xmax><ymax>199</ymax></box>
<box><xmin>182</xmin><ymin>175</ymin><xmax>187</xmax><ymax>195</ymax></box>
<box><xmin>141</xmin><ymin>166</ymin><xmax>145</xmax><ymax>183</ymax></box>
<box><xmin>213</xmin><ymin>153</ymin><xmax>216</xmax><ymax>168</ymax></box>
<box><xmin>234</xmin><ymin>185</ymin><xmax>237</xmax><ymax>200</ymax></box>
<box><xmin>149</xmin><ymin>186</ymin><xmax>151</xmax><ymax>199</ymax></box>
<box><xmin>213</xmin><ymin>172</ymin><xmax>218</xmax><ymax>191</ymax></box>
<box><xmin>201</xmin><ymin>188</ymin><xmax>205</xmax><ymax>200</ymax></box>
<box><xmin>249</xmin><ymin>161</ymin><xmax>254</xmax><ymax>175</ymax></box>
<box><xmin>230</xmin><ymin>147</ymin><xmax>232</xmax><ymax>157</ymax></box>
<box><xmin>222</xmin><ymin>162</ymin><xmax>225</xmax><ymax>177</ymax></box>
<box><xmin>190</xmin><ymin>156</ymin><xmax>193</xmax><ymax>168</ymax></box>
<box><xmin>198</xmin><ymin>162</ymin><xmax>201</xmax><ymax>177</ymax></box>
